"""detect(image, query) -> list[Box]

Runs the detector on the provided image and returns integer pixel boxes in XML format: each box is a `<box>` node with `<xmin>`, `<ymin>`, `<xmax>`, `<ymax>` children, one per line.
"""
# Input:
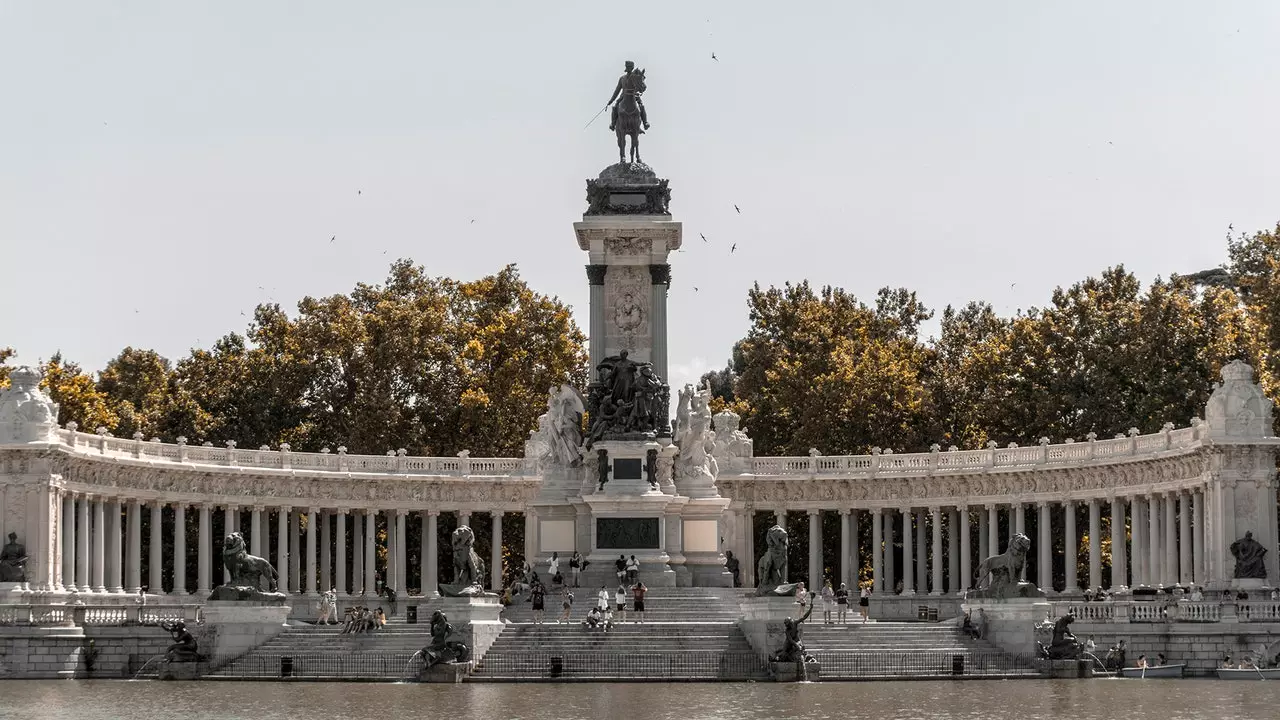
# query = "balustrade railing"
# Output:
<box><xmin>0</xmin><ymin>603</ymin><xmax>203</xmax><ymax>626</ymax></box>
<box><xmin>1050</xmin><ymin>599</ymin><xmax>1280</xmax><ymax>625</ymax></box>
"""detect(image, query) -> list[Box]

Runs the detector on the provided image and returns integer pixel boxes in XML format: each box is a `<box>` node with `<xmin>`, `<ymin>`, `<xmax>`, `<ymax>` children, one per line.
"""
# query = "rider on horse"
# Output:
<box><xmin>608</xmin><ymin>60</ymin><xmax>649</xmax><ymax>132</ymax></box>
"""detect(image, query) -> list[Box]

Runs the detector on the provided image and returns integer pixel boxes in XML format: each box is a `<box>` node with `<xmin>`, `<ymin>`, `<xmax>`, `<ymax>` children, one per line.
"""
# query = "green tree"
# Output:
<box><xmin>97</xmin><ymin>347</ymin><xmax>212</xmax><ymax>440</ymax></box>
<box><xmin>0</xmin><ymin>347</ymin><xmax>14</xmax><ymax>388</ymax></box>
<box><xmin>40</xmin><ymin>353</ymin><xmax>118</xmax><ymax>431</ymax></box>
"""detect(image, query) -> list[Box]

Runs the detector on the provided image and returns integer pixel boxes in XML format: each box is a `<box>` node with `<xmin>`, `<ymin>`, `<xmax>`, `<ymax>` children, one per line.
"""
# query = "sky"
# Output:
<box><xmin>2</xmin><ymin>1</ymin><xmax>1278</xmax><ymax>399</ymax></box>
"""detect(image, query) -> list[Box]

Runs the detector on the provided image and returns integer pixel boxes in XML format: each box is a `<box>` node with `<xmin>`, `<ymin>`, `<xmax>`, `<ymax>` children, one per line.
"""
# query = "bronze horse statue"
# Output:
<box><xmin>615</xmin><ymin>68</ymin><xmax>646</xmax><ymax>164</ymax></box>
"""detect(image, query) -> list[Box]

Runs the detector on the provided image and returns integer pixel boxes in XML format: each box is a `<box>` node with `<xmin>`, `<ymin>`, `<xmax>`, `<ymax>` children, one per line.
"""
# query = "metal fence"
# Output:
<box><xmin>812</xmin><ymin>651</ymin><xmax>1039</xmax><ymax>679</ymax></box>
<box><xmin>473</xmin><ymin>651</ymin><xmax>770</xmax><ymax>681</ymax></box>
<box><xmin>199</xmin><ymin>652</ymin><xmax>427</xmax><ymax>681</ymax></box>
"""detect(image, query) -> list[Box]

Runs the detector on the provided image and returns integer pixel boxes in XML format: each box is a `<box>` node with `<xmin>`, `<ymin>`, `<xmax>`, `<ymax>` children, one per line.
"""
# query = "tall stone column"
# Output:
<box><xmin>1130</xmin><ymin>496</ymin><xmax>1144</xmax><ymax>586</ymax></box>
<box><xmin>807</xmin><ymin>510</ymin><xmax>822</xmax><ymax>587</ymax></box>
<box><xmin>1109</xmin><ymin>498</ymin><xmax>1126</xmax><ymax>590</ymax></box>
<box><xmin>900</xmin><ymin>507</ymin><xmax>915</xmax><ymax>595</ymax></box>
<box><xmin>173</xmin><ymin>504</ymin><xmax>186</xmax><ymax>595</ymax></box>
<box><xmin>335</xmin><ymin>510</ymin><xmax>347</xmax><ymax>596</ymax></box>
<box><xmin>62</xmin><ymin>493</ymin><xmax>76</xmax><ymax>592</ymax></box>
<box><xmin>149</xmin><ymin>501</ymin><xmax>163</xmax><ymax>594</ymax></box>
<box><xmin>363</xmin><ymin>509</ymin><xmax>376</xmax><ymax>597</ymax></box>
<box><xmin>108</xmin><ymin>498</ymin><xmax>124</xmax><ymax>593</ymax></box>
<box><xmin>915</xmin><ymin>510</ymin><xmax>927</xmax><ymax>593</ymax></box>
<box><xmin>872</xmin><ymin>510</ymin><xmax>884</xmax><ymax>593</ymax></box>
<box><xmin>321</xmin><ymin>510</ymin><xmax>332</xmax><ymax>593</ymax></box>
<box><xmin>459</xmin><ymin>511</ymin><xmax>472</xmax><ymax>527</ymax></box>
<box><xmin>222</xmin><ymin>506</ymin><xmax>236</xmax><ymax>585</ymax></box>
<box><xmin>419</xmin><ymin>511</ymin><xmax>430</xmax><ymax>596</ymax></box>
<box><xmin>76</xmin><ymin>495</ymin><xmax>90</xmax><ymax>592</ymax></box>
<box><xmin>305</xmin><ymin>507</ymin><xmax>318</xmax><ymax>595</ymax></box>
<box><xmin>385</xmin><ymin>511</ymin><xmax>396</xmax><ymax>593</ymax></box>
<box><xmin>849</xmin><ymin>509</ymin><xmax>860</xmax><ymax>590</ymax></box>
<box><xmin>397</xmin><ymin>510</ymin><xmax>409</xmax><ymax>591</ymax></box>
<box><xmin>649</xmin><ymin>264</ymin><xmax>671</xmax><ymax>383</ymax></box>
<box><xmin>1178</xmin><ymin>493</ymin><xmax>1192</xmax><ymax>586</ymax></box>
<box><xmin>197</xmin><ymin>503</ymin><xmax>211</xmax><ymax>595</ymax></box>
<box><xmin>884</xmin><ymin>510</ymin><xmax>896</xmax><ymax>593</ymax></box>
<box><xmin>1013</xmin><ymin>503</ymin><xmax>1025</xmax><ymax>581</ymax></box>
<box><xmin>977</xmin><ymin>506</ymin><xmax>989</xmax><ymax>561</ymax></box>
<box><xmin>946</xmin><ymin>509</ymin><xmax>959</xmax><ymax>594</ymax></box>
<box><xmin>959</xmin><ymin>507</ymin><xmax>972</xmax><ymax>592</ymax></box>
<box><xmin>987</xmin><ymin>504</ymin><xmax>999</xmax><ymax>555</ymax></box>
<box><xmin>586</xmin><ymin>265</ymin><xmax>608</xmax><ymax>371</ymax></box>
<box><xmin>276</xmin><ymin>507</ymin><xmax>290</xmax><ymax>595</ymax></box>
<box><xmin>1147</xmin><ymin>494</ymin><xmax>1160</xmax><ymax>587</ymax></box>
<box><xmin>93</xmin><ymin>497</ymin><xmax>107</xmax><ymax>593</ymax></box>
<box><xmin>289</xmin><ymin>509</ymin><xmax>301</xmax><ymax>593</ymax></box>
<box><xmin>1163</xmin><ymin>492</ymin><xmax>1177</xmax><ymax>587</ymax></box>
<box><xmin>1192</xmin><ymin>490</ymin><xmax>1205</xmax><ymax>585</ymax></box>
<box><xmin>929</xmin><ymin>507</ymin><xmax>943</xmax><ymax>595</ymax></box>
<box><xmin>426</xmin><ymin>511</ymin><xmax>439</xmax><ymax>597</ymax></box>
<box><xmin>740</xmin><ymin>511</ymin><xmax>754</xmax><ymax>587</ymax></box>
<box><xmin>490</xmin><ymin>511</ymin><xmax>503</xmax><ymax>590</ymax></box>
<box><xmin>1088</xmin><ymin>499</ymin><xmax>1101</xmax><ymax>591</ymax></box>
<box><xmin>839</xmin><ymin>510</ymin><xmax>851</xmax><ymax>587</ymax></box>
<box><xmin>353</xmin><ymin>511</ymin><xmax>363</xmax><ymax>595</ymax></box>
<box><xmin>1064</xmin><ymin>501</ymin><xmax>1077</xmax><ymax>593</ymax></box>
<box><xmin>1037</xmin><ymin>502</ymin><xmax>1051</xmax><ymax>591</ymax></box>
<box><xmin>126</xmin><ymin>500</ymin><xmax>142</xmax><ymax>593</ymax></box>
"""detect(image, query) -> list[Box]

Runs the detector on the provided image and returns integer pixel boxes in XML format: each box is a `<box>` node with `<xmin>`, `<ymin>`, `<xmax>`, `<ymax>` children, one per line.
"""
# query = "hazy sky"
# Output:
<box><xmin>3</xmin><ymin>1</ymin><xmax>1278</xmax><ymax>400</ymax></box>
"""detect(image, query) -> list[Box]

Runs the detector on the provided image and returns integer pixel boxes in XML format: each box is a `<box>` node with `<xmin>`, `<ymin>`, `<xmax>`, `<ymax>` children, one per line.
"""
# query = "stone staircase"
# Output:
<box><xmin>498</xmin><ymin>586</ymin><xmax>754</xmax><ymax>624</ymax></box>
<box><xmin>803</xmin><ymin>621</ymin><xmax>1039</xmax><ymax>679</ymax></box>
<box><xmin>204</xmin><ymin>623</ymin><xmax>435</xmax><ymax>681</ymax></box>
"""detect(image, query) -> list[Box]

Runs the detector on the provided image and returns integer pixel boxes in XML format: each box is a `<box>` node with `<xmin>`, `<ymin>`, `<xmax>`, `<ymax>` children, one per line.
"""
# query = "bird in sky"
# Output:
<box><xmin>693</xmin><ymin>287</ymin><xmax>700</xmax><ymax>292</ymax></box>
<box><xmin>470</xmin><ymin>219</ymin><xmax>476</xmax><ymax>224</ymax></box>
<box><xmin>1229</xmin><ymin>223</ymin><xmax>1234</xmax><ymax>231</ymax></box>
<box><xmin>734</xmin><ymin>204</ymin><xmax>741</xmax><ymax>214</ymax></box>
<box><xmin>1010</xmin><ymin>283</ymin><xmax>1017</xmax><ymax>290</ymax></box>
<box><xmin>711</xmin><ymin>52</ymin><xmax>718</xmax><ymax>62</ymax></box>
<box><xmin>700</xmin><ymin>233</ymin><xmax>708</xmax><ymax>243</ymax></box>
<box><xmin>730</xmin><ymin>243</ymin><xmax>737</xmax><ymax>254</ymax></box>
<box><xmin>330</xmin><ymin>236</ymin><xmax>335</xmax><ymax>243</ymax></box>
<box><xmin>357</xmin><ymin>190</ymin><xmax>362</xmax><ymax>196</ymax></box>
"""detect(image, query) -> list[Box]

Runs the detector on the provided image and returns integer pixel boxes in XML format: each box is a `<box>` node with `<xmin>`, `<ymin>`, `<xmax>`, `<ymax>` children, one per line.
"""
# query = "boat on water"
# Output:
<box><xmin>1216</xmin><ymin>667</ymin><xmax>1280</xmax><ymax>680</ymax></box>
<box><xmin>1119</xmin><ymin>663</ymin><xmax>1186</xmax><ymax>678</ymax></box>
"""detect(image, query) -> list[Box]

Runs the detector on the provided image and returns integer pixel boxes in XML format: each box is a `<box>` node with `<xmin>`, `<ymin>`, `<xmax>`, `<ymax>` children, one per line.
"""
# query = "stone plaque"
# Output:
<box><xmin>596</xmin><ymin>517</ymin><xmax>660</xmax><ymax>549</ymax></box>
<box><xmin>613</xmin><ymin>458</ymin><xmax>642</xmax><ymax>480</ymax></box>
<box><xmin>609</xmin><ymin>192</ymin><xmax>648</xmax><ymax>208</ymax></box>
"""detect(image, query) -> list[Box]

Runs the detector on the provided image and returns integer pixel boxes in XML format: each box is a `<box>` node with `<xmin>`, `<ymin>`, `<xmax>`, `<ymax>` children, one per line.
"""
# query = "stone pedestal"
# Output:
<box><xmin>439</xmin><ymin>596</ymin><xmax>504</xmax><ymax>664</ymax></box>
<box><xmin>0</xmin><ymin>581</ymin><xmax>26</xmax><ymax>603</ymax></box>
<box><xmin>1230</xmin><ymin>578</ymin><xmax>1269</xmax><ymax>595</ymax></box>
<box><xmin>419</xmin><ymin>661</ymin><xmax>471</xmax><ymax>683</ymax></box>
<box><xmin>157</xmin><ymin>662</ymin><xmax>202</xmax><ymax>681</ymax></box>
<box><xmin>201</xmin><ymin>601</ymin><xmax>290</xmax><ymax>663</ymax></box>
<box><xmin>771</xmin><ymin>661</ymin><xmax>820</xmax><ymax>681</ymax></box>
<box><xmin>740</xmin><ymin>596</ymin><xmax>808</xmax><ymax>658</ymax></box>
<box><xmin>582</xmin><ymin>475</ymin><xmax>678</xmax><ymax>587</ymax></box>
<box><xmin>963</xmin><ymin>598</ymin><xmax>1051</xmax><ymax>657</ymax></box>
<box><xmin>1036</xmin><ymin>659</ymin><xmax>1093</xmax><ymax>678</ymax></box>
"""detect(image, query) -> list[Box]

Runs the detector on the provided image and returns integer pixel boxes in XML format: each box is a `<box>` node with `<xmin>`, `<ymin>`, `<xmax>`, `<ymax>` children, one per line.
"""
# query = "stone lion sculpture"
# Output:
<box><xmin>756</xmin><ymin>524</ymin><xmax>789</xmax><ymax>593</ymax></box>
<box><xmin>222</xmin><ymin>531</ymin><xmax>278</xmax><ymax>591</ymax></box>
<box><xmin>974</xmin><ymin>532</ymin><xmax>1040</xmax><ymax>598</ymax></box>
<box><xmin>438</xmin><ymin>525</ymin><xmax>488</xmax><ymax>597</ymax></box>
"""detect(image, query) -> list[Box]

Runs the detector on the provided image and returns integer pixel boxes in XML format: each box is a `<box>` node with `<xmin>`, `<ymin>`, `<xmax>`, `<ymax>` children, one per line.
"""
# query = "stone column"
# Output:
<box><xmin>929</xmin><ymin>507</ymin><xmax>943</xmax><ymax>595</ymax></box>
<box><xmin>108</xmin><ymin>499</ymin><xmax>123</xmax><ymax>593</ymax></box>
<box><xmin>459</xmin><ymin>510</ymin><xmax>472</xmax><ymax>527</ymax></box>
<box><xmin>62</xmin><ymin>494</ymin><xmax>76</xmax><ymax>591</ymax></box>
<box><xmin>222</xmin><ymin>506</ymin><xmax>236</xmax><ymax>585</ymax></box>
<box><xmin>385</xmin><ymin>510</ymin><xmax>396</xmax><ymax>593</ymax></box>
<box><xmin>977</xmin><ymin>506</ymin><xmax>989</xmax><ymax>562</ymax></box>
<box><xmin>872</xmin><ymin>510</ymin><xmax>884</xmax><ymax>593</ymax></box>
<box><xmin>1064</xmin><ymin>501</ymin><xmax>1077</xmax><ymax>593</ymax></box>
<box><xmin>1130</xmin><ymin>496</ymin><xmax>1144</xmax><ymax>586</ymax></box>
<box><xmin>987</xmin><ymin>504</ymin><xmax>999</xmax><ymax>555</ymax></box>
<box><xmin>276</xmin><ymin>507</ymin><xmax>290</xmax><ymax>595</ymax></box>
<box><xmin>839</xmin><ymin>510</ymin><xmax>852</xmax><ymax>587</ymax></box>
<box><xmin>248</xmin><ymin>506</ymin><xmax>262</xmax><ymax>557</ymax></box>
<box><xmin>305</xmin><ymin>507</ymin><xmax>318</xmax><ymax>595</ymax></box>
<box><xmin>650</xmin><ymin>264</ymin><xmax>671</xmax><ymax>383</ymax></box>
<box><xmin>77</xmin><ymin>495</ymin><xmax>90</xmax><ymax>592</ymax></box>
<box><xmin>946</xmin><ymin>509</ymin><xmax>959</xmax><ymax>594</ymax></box>
<box><xmin>149</xmin><ymin>501</ymin><xmax>163</xmax><ymax>594</ymax></box>
<box><xmin>1163</xmin><ymin>492</ymin><xmax>1177</xmax><ymax>587</ymax></box>
<box><xmin>426</xmin><ymin>511</ymin><xmax>439</xmax><ymax>596</ymax></box>
<box><xmin>1088</xmin><ymin>499</ymin><xmax>1101</xmax><ymax>591</ymax></box>
<box><xmin>397</xmin><ymin>510</ymin><xmax>409</xmax><ymax>591</ymax></box>
<box><xmin>807</xmin><ymin>510</ymin><xmax>822</xmax><ymax>586</ymax></box>
<box><xmin>93</xmin><ymin>497</ymin><xmax>107</xmax><ymax>592</ymax></box>
<box><xmin>1193</xmin><ymin>490</ymin><xmax>1205</xmax><ymax>585</ymax></box>
<box><xmin>915</xmin><ymin>510</ymin><xmax>927</xmax><ymax>593</ymax></box>
<box><xmin>490</xmin><ymin>511</ymin><xmax>503</xmax><ymax>590</ymax></box>
<box><xmin>901</xmin><ymin>507</ymin><xmax>914</xmax><ymax>595</ymax></box>
<box><xmin>1178</xmin><ymin>493</ymin><xmax>1192</xmax><ymax>586</ymax></box>
<box><xmin>321</xmin><ymin>511</ymin><xmax>332</xmax><ymax>593</ymax></box>
<box><xmin>353</xmin><ymin>511</ymin><xmax>364</xmax><ymax>595</ymax></box>
<box><xmin>587</xmin><ymin>264</ymin><xmax>608</xmax><ymax>371</ymax></box>
<box><xmin>959</xmin><ymin>507</ymin><xmax>972</xmax><ymax>592</ymax></box>
<box><xmin>1037</xmin><ymin>502</ymin><xmax>1051</xmax><ymax>591</ymax></box>
<box><xmin>173</xmin><ymin>504</ymin><xmax>186</xmax><ymax>595</ymax></box>
<box><xmin>289</xmin><ymin>509</ymin><xmax>301</xmax><ymax>593</ymax></box>
<box><xmin>1109</xmin><ymin>498</ymin><xmax>1126</xmax><ymax>590</ymax></box>
<box><xmin>884</xmin><ymin>510</ymin><xmax>896</xmax><ymax>592</ymax></box>
<box><xmin>126</xmin><ymin>499</ymin><xmax>142</xmax><ymax>593</ymax></box>
<box><xmin>197</xmin><ymin>503</ymin><xmax>211</xmax><ymax>596</ymax></box>
<box><xmin>363</xmin><ymin>509</ymin><xmax>376</xmax><ymax>597</ymax></box>
<box><xmin>1147</xmin><ymin>494</ymin><xmax>1160</xmax><ymax>587</ymax></box>
<box><xmin>335</xmin><ymin>510</ymin><xmax>347</xmax><ymax>595</ymax></box>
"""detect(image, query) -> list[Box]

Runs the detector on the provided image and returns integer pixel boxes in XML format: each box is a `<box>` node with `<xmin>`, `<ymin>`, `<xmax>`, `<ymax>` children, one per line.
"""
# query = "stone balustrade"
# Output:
<box><xmin>0</xmin><ymin>602</ymin><xmax>203</xmax><ymax>627</ymax></box>
<box><xmin>1051</xmin><ymin>599</ymin><xmax>1280</xmax><ymax>625</ymax></box>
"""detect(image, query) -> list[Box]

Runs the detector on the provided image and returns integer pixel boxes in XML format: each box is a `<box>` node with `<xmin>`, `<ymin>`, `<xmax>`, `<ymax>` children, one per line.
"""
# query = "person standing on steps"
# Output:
<box><xmin>834</xmin><ymin>582</ymin><xmax>850</xmax><ymax>625</ymax></box>
<box><xmin>558</xmin><ymin>586</ymin><xmax>575</xmax><ymax>623</ymax></box>
<box><xmin>794</xmin><ymin>581</ymin><xmax>808</xmax><ymax>619</ymax></box>
<box><xmin>820</xmin><ymin>580</ymin><xmax>836</xmax><ymax>624</ymax></box>
<box><xmin>570</xmin><ymin>550</ymin><xmax>583</xmax><ymax>588</ymax></box>
<box><xmin>632</xmin><ymin>581</ymin><xmax>648</xmax><ymax>623</ymax></box>
<box><xmin>859</xmin><ymin>584</ymin><xmax>871</xmax><ymax>622</ymax></box>
<box><xmin>530</xmin><ymin>579</ymin><xmax>546</xmax><ymax>625</ymax></box>
<box><xmin>597</xmin><ymin>585</ymin><xmax>611</xmax><ymax>613</ymax></box>
<box><xmin>626</xmin><ymin>555</ymin><xmax>640</xmax><ymax>584</ymax></box>
<box><xmin>549</xmin><ymin>552</ymin><xmax>563</xmax><ymax>587</ymax></box>
<box><xmin>615</xmin><ymin>554</ymin><xmax>627</xmax><ymax>584</ymax></box>
<box><xmin>615</xmin><ymin>584</ymin><xmax>628</xmax><ymax>623</ymax></box>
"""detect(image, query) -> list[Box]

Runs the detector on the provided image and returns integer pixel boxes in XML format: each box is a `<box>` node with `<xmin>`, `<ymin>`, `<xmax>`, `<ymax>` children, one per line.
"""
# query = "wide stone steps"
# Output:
<box><xmin>205</xmin><ymin>625</ymin><xmax>437</xmax><ymax>679</ymax></box>
<box><xmin>799</xmin><ymin>622</ymin><xmax>1038</xmax><ymax>679</ymax></box>
<box><xmin>498</xmin><ymin>587</ymin><xmax>752</xmax><ymax>624</ymax></box>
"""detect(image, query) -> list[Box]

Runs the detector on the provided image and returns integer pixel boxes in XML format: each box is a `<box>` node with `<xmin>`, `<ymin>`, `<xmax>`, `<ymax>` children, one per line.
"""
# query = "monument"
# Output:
<box><xmin>200</xmin><ymin>532</ymin><xmax>289</xmax><ymax>666</ymax></box>
<box><xmin>970</xmin><ymin>533</ymin><xmax>1045</xmax><ymax>599</ymax></box>
<box><xmin>962</xmin><ymin>533</ymin><xmax>1051</xmax><ymax>661</ymax></box>
<box><xmin>438</xmin><ymin>525</ymin><xmax>493</xmax><ymax>597</ymax></box>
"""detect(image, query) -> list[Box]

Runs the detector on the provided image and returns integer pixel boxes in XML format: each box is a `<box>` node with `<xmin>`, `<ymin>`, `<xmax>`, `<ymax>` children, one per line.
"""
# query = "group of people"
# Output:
<box><xmin>340</xmin><ymin>605</ymin><xmax>387</xmax><ymax>634</ymax></box>
<box><xmin>540</xmin><ymin>551</ymin><xmax>641</xmax><ymax>589</ymax></box>
<box><xmin>792</xmin><ymin>580</ymin><xmax>871</xmax><ymax>624</ymax></box>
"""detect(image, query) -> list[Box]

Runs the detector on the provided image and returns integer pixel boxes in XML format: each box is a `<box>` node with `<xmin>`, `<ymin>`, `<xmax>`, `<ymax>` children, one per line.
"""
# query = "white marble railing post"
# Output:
<box><xmin>305</xmin><ymin>507</ymin><xmax>318</xmax><ymax>595</ymax></box>
<box><xmin>276</xmin><ymin>507</ymin><xmax>290</xmax><ymax>595</ymax></box>
<box><xmin>1088</xmin><ymin>499</ymin><xmax>1101</xmax><ymax>591</ymax></box>
<box><xmin>196</xmin><ymin>503</ymin><xmax>212</xmax><ymax>596</ymax></box>
<box><xmin>808</xmin><ymin>510</ymin><xmax>822</xmax><ymax>587</ymax></box>
<box><xmin>363</xmin><ymin>509</ymin><xmax>376</xmax><ymax>597</ymax></box>
<box><xmin>173</xmin><ymin>503</ymin><xmax>186</xmax><ymax>595</ymax></box>
<box><xmin>320</xmin><ymin>510</ymin><xmax>332</xmax><ymax>592</ymax></box>
<box><xmin>901</xmin><ymin>507</ymin><xmax>915</xmax><ymax>595</ymax></box>
<box><xmin>1193</xmin><ymin>490</ymin><xmax>1205</xmax><ymax>585</ymax></box>
<box><xmin>1037</xmin><ymin>502</ymin><xmax>1051</xmax><ymax>591</ymax></box>
<box><xmin>426</xmin><ymin>510</ymin><xmax>439</xmax><ymax>597</ymax></box>
<box><xmin>1064</xmin><ymin>501</ymin><xmax>1077</xmax><ymax>592</ymax></box>
<box><xmin>335</xmin><ymin>510</ymin><xmax>347</xmax><ymax>595</ymax></box>
<box><xmin>62</xmin><ymin>493</ymin><xmax>77</xmax><ymax>592</ymax></box>
<box><xmin>490</xmin><ymin>511</ymin><xmax>502</xmax><ymax>590</ymax></box>
<box><xmin>1164</xmin><ymin>492</ymin><xmax>1177</xmax><ymax>587</ymax></box>
<box><xmin>839</xmin><ymin>509</ymin><xmax>851</xmax><ymax>587</ymax></box>
<box><xmin>959</xmin><ymin>507</ymin><xmax>972</xmax><ymax>592</ymax></box>
<box><xmin>872</xmin><ymin>510</ymin><xmax>884</xmax><ymax>593</ymax></box>
<box><xmin>149</xmin><ymin>501</ymin><xmax>163</xmax><ymax>594</ymax></box>
<box><xmin>930</xmin><ymin>507</ymin><xmax>943</xmax><ymax>595</ymax></box>
<box><xmin>77</xmin><ymin>495</ymin><xmax>90</xmax><ymax>592</ymax></box>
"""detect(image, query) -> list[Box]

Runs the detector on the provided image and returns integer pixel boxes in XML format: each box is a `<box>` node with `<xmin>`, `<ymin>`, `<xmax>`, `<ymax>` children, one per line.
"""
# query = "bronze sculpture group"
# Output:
<box><xmin>1231</xmin><ymin>531</ymin><xmax>1268</xmax><ymax>579</ymax></box>
<box><xmin>586</xmin><ymin>350</ymin><xmax>670</xmax><ymax>446</ymax></box>
<box><xmin>208</xmin><ymin>531</ymin><xmax>285</xmax><ymax>602</ymax></box>
<box><xmin>422</xmin><ymin>610</ymin><xmax>471</xmax><ymax>669</ymax></box>
<box><xmin>605</xmin><ymin>60</ymin><xmax>649</xmax><ymax>164</ymax></box>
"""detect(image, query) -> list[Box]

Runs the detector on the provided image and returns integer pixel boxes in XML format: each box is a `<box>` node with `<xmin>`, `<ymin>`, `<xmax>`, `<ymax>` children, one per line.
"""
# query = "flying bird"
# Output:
<box><xmin>1229</xmin><ymin>223</ymin><xmax>1234</xmax><ymax>231</ymax></box>
<box><xmin>693</xmin><ymin>287</ymin><xmax>700</xmax><ymax>292</ymax></box>
<box><xmin>734</xmin><ymin>204</ymin><xmax>741</xmax><ymax>214</ymax></box>
<box><xmin>700</xmin><ymin>233</ymin><xmax>708</xmax><ymax>243</ymax></box>
<box><xmin>1010</xmin><ymin>283</ymin><xmax>1017</xmax><ymax>290</ymax></box>
<box><xmin>470</xmin><ymin>219</ymin><xmax>476</xmax><ymax>224</ymax></box>
<box><xmin>330</xmin><ymin>236</ymin><xmax>335</xmax><ymax>243</ymax></box>
<box><xmin>711</xmin><ymin>52</ymin><xmax>718</xmax><ymax>62</ymax></box>
<box><xmin>357</xmin><ymin>190</ymin><xmax>362</xmax><ymax>196</ymax></box>
<box><xmin>730</xmin><ymin>243</ymin><xmax>737</xmax><ymax>254</ymax></box>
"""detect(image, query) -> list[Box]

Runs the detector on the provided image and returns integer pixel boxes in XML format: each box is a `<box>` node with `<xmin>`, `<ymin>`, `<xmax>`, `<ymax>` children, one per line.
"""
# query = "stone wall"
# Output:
<box><xmin>0</xmin><ymin>626</ymin><xmax>170</xmax><ymax>679</ymax></box>
<box><xmin>1071</xmin><ymin>620</ymin><xmax>1280</xmax><ymax>675</ymax></box>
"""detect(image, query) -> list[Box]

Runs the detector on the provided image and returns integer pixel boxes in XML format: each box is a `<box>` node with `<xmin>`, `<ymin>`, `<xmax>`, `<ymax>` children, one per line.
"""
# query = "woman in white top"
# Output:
<box><xmin>820</xmin><ymin>581</ymin><xmax>836</xmax><ymax>624</ymax></box>
<box><xmin>615</xmin><ymin>585</ymin><xmax>628</xmax><ymax>624</ymax></box>
<box><xmin>547</xmin><ymin>552</ymin><xmax>561</xmax><ymax>586</ymax></box>
<box><xmin>794</xmin><ymin>582</ymin><xmax>808</xmax><ymax>618</ymax></box>
<box><xmin>597</xmin><ymin>585</ymin><xmax>611</xmax><ymax>611</ymax></box>
<box><xmin>626</xmin><ymin>555</ymin><xmax>640</xmax><ymax>583</ymax></box>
